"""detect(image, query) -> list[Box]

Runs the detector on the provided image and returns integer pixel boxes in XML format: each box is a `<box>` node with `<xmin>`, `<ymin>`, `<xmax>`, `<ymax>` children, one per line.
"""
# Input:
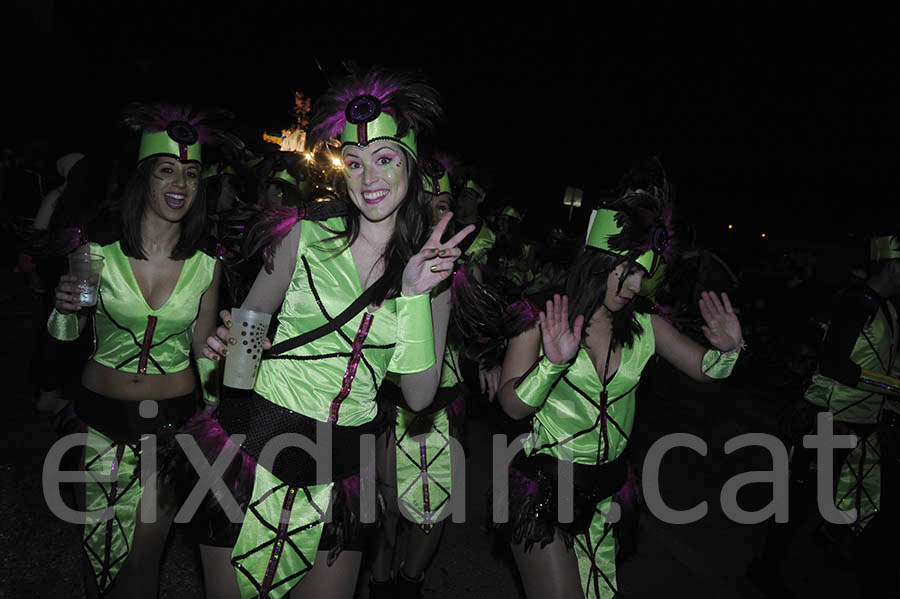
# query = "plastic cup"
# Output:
<box><xmin>68</xmin><ymin>253</ymin><xmax>105</xmax><ymax>307</ymax></box>
<box><xmin>223</xmin><ymin>308</ymin><xmax>272</xmax><ymax>389</ymax></box>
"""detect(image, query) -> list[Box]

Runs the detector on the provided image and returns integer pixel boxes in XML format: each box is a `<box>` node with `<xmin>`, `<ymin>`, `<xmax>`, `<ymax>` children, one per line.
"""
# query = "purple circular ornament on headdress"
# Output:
<box><xmin>345</xmin><ymin>94</ymin><xmax>382</xmax><ymax>125</ymax></box>
<box><xmin>166</xmin><ymin>120</ymin><xmax>199</xmax><ymax>145</ymax></box>
<box><xmin>423</xmin><ymin>158</ymin><xmax>445</xmax><ymax>179</ymax></box>
<box><xmin>651</xmin><ymin>226</ymin><xmax>669</xmax><ymax>253</ymax></box>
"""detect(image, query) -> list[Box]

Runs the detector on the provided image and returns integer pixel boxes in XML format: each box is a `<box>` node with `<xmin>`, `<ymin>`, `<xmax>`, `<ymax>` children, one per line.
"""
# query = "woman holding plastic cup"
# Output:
<box><xmin>197</xmin><ymin>69</ymin><xmax>473</xmax><ymax>599</ymax></box>
<box><xmin>48</xmin><ymin>105</ymin><xmax>222</xmax><ymax>599</ymax></box>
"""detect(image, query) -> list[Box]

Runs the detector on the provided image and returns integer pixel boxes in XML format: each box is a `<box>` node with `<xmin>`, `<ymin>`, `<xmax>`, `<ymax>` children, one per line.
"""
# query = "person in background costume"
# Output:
<box><xmin>368</xmin><ymin>153</ymin><xmax>485</xmax><ymax>598</ymax></box>
<box><xmin>254</xmin><ymin>150</ymin><xmax>311</xmax><ymax>210</ymax></box>
<box><xmin>749</xmin><ymin>233</ymin><xmax>900</xmax><ymax>599</ymax></box>
<box><xmin>48</xmin><ymin>104</ymin><xmax>222</xmax><ymax>598</ymax></box>
<box><xmin>198</xmin><ymin>69</ymin><xmax>475</xmax><ymax>599</ymax></box>
<box><xmin>27</xmin><ymin>152</ymin><xmax>88</xmax><ymax>413</ymax></box>
<box><xmin>203</xmin><ymin>162</ymin><xmax>242</xmax><ymax>221</ymax></box>
<box><xmin>453</xmin><ymin>175</ymin><xmax>495</xmax><ymax>270</ymax></box>
<box><xmin>488</xmin><ymin>205</ymin><xmax>534</xmax><ymax>298</ymax></box>
<box><xmin>497</xmin><ymin>188</ymin><xmax>744</xmax><ymax>599</ymax></box>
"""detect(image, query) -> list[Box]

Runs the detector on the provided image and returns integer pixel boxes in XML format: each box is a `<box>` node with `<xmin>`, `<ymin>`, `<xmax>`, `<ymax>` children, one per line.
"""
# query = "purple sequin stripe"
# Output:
<box><xmin>328</xmin><ymin>313</ymin><xmax>374</xmax><ymax>424</ymax></box>
<box><xmin>137</xmin><ymin>315</ymin><xmax>158</xmax><ymax>375</ymax></box>
<box><xmin>259</xmin><ymin>486</ymin><xmax>298</xmax><ymax>597</ymax></box>
<box><xmin>101</xmin><ymin>442</ymin><xmax>127</xmax><ymax>589</ymax></box>
<box><xmin>419</xmin><ymin>440</ymin><xmax>433</xmax><ymax>527</ymax></box>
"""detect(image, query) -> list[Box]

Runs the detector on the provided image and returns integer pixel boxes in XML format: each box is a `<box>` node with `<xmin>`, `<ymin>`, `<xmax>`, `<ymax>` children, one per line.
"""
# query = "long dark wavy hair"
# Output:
<box><xmin>323</xmin><ymin>152</ymin><xmax>432</xmax><ymax>302</ymax></box>
<box><xmin>565</xmin><ymin>246</ymin><xmax>646</xmax><ymax>349</ymax></box>
<box><xmin>307</xmin><ymin>68</ymin><xmax>442</xmax><ymax>303</ymax></box>
<box><xmin>119</xmin><ymin>157</ymin><xmax>207</xmax><ymax>260</ymax></box>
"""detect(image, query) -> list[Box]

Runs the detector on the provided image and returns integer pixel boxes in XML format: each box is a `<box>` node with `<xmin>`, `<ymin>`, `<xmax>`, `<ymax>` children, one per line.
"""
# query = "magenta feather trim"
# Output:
<box><xmin>180</xmin><ymin>411</ymin><xmax>258</xmax><ymax>494</ymax></box>
<box><xmin>446</xmin><ymin>391</ymin><xmax>466</xmax><ymax>420</ymax></box>
<box><xmin>506</xmin><ymin>299</ymin><xmax>541</xmax><ymax>335</ymax></box>
<box><xmin>122</xmin><ymin>103</ymin><xmax>218</xmax><ymax>145</ymax></box>
<box><xmin>510</xmin><ymin>467</ymin><xmax>540</xmax><ymax>497</ymax></box>
<box><xmin>432</xmin><ymin>151</ymin><xmax>460</xmax><ymax>177</ymax></box>
<box><xmin>313</xmin><ymin>71</ymin><xmax>406</xmax><ymax>139</ymax></box>
<box><xmin>14</xmin><ymin>222</ymin><xmax>88</xmax><ymax>257</ymax></box>
<box><xmin>308</xmin><ymin>69</ymin><xmax>441</xmax><ymax>150</ymax></box>
<box><xmin>612</xmin><ymin>465</ymin><xmax>640</xmax><ymax>509</ymax></box>
<box><xmin>633</xmin><ymin>204</ymin><xmax>677</xmax><ymax>263</ymax></box>
<box><xmin>241</xmin><ymin>205</ymin><xmax>305</xmax><ymax>273</ymax></box>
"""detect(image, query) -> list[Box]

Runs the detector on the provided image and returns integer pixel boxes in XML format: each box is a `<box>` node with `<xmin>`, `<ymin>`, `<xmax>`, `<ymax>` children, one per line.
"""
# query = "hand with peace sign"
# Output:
<box><xmin>401</xmin><ymin>211</ymin><xmax>475</xmax><ymax>297</ymax></box>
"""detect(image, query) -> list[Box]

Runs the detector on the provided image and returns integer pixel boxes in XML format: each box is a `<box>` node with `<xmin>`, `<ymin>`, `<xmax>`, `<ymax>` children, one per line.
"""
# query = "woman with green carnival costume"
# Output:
<box><xmin>368</xmin><ymin>152</ymin><xmax>484</xmax><ymax>598</ymax></box>
<box><xmin>749</xmin><ymin>233</ymin><xmax>900</xmax><ymax>599</ymax></box>
<box><xmin>496</xmin><ymin>186</ymin><xmax>745</xmax><ymax>599</ymax></box>
<box><xmin>198</xmin><ymin>69</ymin><xmax>474</xmax><ymax>599</ymax></box>
<box><xmin>48</xmin><ymin>104</ymin><xmax>222</xmax><ymax>598</ymax></box>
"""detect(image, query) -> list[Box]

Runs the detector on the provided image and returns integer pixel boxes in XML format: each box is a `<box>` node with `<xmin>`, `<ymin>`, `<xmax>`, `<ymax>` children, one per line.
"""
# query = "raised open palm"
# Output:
<box><xmin>699</xmin><ymin>291</ymin><xmax>743</xmax><ymax>352</ymax></box>
<box><xmin>539</xmin><ymin>294</ymin><xmax>584</xmax><ymax>365</ymax></box>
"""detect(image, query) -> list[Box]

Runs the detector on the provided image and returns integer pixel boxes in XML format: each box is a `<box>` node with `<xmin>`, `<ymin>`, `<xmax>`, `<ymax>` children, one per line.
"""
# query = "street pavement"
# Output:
<box><xmin>0</xmin><ymin>274</ymin><xmax>862</xmax><ymax>598</ymax></box>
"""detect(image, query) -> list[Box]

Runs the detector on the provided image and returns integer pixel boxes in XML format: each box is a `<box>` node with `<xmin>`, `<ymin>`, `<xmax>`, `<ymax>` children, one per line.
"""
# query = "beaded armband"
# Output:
<box><xmin>390</xmin><ymin>293</ymin><xmax>436</xmax><ymax>374</ymax></box>
<box><xmin>47</xmin><ymin>308</ymin><xmax>79</xmax><ymax>341</ymax></box>
<box><xmin>514</xmin><ymin>356</ymin><xmax>572</xmax><ymax>408</ymax></box>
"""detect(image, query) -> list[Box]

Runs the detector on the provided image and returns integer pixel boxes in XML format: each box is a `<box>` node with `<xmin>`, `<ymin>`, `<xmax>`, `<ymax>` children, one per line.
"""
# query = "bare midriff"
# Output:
<box><xmin>81</xmin><ymin>360</ymin><xmax>195</xmax><ymax>401</ymax></box>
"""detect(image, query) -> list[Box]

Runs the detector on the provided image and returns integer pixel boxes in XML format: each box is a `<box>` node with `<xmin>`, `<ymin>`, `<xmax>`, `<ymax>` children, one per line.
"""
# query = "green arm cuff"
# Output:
<box><xmin>514</xmin><ymin>356</ymin><xmax>571</xmax><ymax>408</ymax></box>
<box><xmin>859</xmin><ymin>368</ymin><xmax>900</xmax><ymax>398</ymax></box>
<box><xmin>701</xmin><ymin>346</ymin><xmax>742</xmax><ymax>379</ymax></box>
<box><xmin>47</xmin><ymin>308</ymin><xmax>79</xmax><ymax>341</ymax></box>
<box><xmin>389</xmin><ymin>294</ymin><xmax>436</xmax><ymax>374</ymax></box>
<box><xmin>195</xmin><ymin>357</ymin><xmax>219</xmax><ymax>405</ymax></box>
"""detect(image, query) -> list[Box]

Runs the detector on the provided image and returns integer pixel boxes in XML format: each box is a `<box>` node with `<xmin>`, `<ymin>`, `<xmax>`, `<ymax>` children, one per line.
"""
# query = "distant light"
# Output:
<box><xmin>727</xmin><ymin>224</ymin><xmax>733</xmax><ymax>230</ymax></box>
<box><xmin>761</xmin><ymin>233</ymin><xmax>767</xmax><ymax>238</ymax></box>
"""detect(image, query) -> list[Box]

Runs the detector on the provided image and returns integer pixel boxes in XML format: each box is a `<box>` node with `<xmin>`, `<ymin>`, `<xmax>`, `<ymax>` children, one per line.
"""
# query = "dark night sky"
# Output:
<box><xmin>6</xmin><ymin>1</ymin><xmax>899</xmax><ymax>244</ymax></box>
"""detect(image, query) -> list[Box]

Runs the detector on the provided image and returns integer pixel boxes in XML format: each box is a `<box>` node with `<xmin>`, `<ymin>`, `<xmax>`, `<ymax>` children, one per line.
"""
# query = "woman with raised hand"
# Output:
<box><xmin>197</xmin><ymin>69</ymin><xmax>473</xmax><ymax>599</ymax></box>
<box><xmin>497</xmin><ymin>188</ymin><xmax>744</xmax><ymax>599</ymax></box>
<box><xmin>48</xmin><ymin>105</ymin><xmax>222</xmax><ymax>598</ymax></box>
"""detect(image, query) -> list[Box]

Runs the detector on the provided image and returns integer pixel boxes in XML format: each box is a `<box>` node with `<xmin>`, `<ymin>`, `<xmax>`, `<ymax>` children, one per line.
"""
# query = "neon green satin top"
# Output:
<box><xmin>90</xmin><ymin>241</ymin><xmax>216</xmax><ymax>374</ymax></box>
<box><xmin>254</xmin><ymin>218</ymin><xmax>435</xmax><ymax>426</ymax></box>
<box><xmin>524</xmin><ymin>312</ymin><xmax>655</xmax><ymax>465</ymax></box>
<box><xmin>466</xmin><ymin>223</ymin><xmax>496</xmax><ymax>265</ymax></box>
<box><xmin>438</xmin><ymin>345</ymin><xmax>464</xmax><ymax>388</ymax></box>
<box><xmin>806</xmin><ymin>299</ymin><xmax>898</xmax><ymax>423</ymax></box>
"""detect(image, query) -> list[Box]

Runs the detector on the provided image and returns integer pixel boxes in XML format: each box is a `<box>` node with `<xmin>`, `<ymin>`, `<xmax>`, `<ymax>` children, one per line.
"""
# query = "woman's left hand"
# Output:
<box><xmin>402</xmin><ymin>212</ymin><xmax>475</xmax><ymax>297</ymax></box>
<box><xmin>699</xmin><ymin>291</ymin><xmax>743</xmax><ymax>352</ymax></box>
<box><xmin>478</xmin><ymin>363</ymin><xmax>502</xmax><ymax>402</ymax></box>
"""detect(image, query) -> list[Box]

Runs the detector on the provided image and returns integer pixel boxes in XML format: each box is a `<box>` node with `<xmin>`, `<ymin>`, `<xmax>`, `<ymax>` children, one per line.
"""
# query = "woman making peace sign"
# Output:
<box><xmin>198</xmin><ymin>69</ymin><xmax>473</xmax><ymax>599</ymax></box>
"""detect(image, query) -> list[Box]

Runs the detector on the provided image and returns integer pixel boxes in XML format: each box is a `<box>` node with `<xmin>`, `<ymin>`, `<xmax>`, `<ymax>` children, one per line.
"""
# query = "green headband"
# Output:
<box><xmin>138</xmin><ymin>129</ymin><xmax>201</xmax><ymax>164</ymax></box>
<box><xmin>501</xmin><ymin>206</ymin><xmax>522</xmax><ymax>220</ymax></box>
<box><xmin>340</xmin><ymin>110</ymin><xmax>417</xmax><ymax>158</ymax></box>
<box><xmin>871</xmin><ymin>235</ymin><xmax>900</xmax><ymax>261</ymax></box>
<box><xmin>423</xmin><ymin>171</ymin><xmax>451</xmax><ymax>196</ymax></box>
<box><xmin>466</xmin><ymin>180</ymin><xmax>486</xmax><ymax>202</ymax></box>
<box><xmin>585</xmin><ymin>209</ymin><xmax>660</xmax><ymax>276</ymax></box>
<box><xmin>201</xmin><ymin>164</ymin><xmax>236</xmax><ymax>180</ymax></box>
<box><xmin>270</xmin><ymin>169</ymin><xmax>312</xmax><ymax>195</ymax></box>
<box><xmin>270</xmin><ymin>169</ymin><xmax>298</xmax><ymax>187</ymax></box>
